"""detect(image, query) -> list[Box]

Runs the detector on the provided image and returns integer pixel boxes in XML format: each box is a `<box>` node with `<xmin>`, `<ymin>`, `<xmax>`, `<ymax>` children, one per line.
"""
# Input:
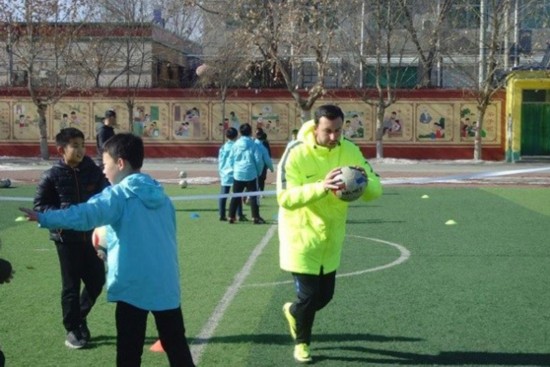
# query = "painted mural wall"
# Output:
<box><xmin>0</xmin><ymin>91</ymin><xmax>504</xmax><ymax>159</ymax></box>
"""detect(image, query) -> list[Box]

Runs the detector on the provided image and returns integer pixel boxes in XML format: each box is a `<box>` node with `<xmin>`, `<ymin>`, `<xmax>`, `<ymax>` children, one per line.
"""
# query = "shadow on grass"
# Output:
<box><xmin>88</xmin><ymin>335</ymin><xmax>158</xmax><ymax>348</ymax></box>
<box><xmin>314</xmin><ymin>346</ymin><xmax>550</xmax><ymax>366</ymax></box>
<box><xmin>175</xmin><ymin>208</ymin><xmax>218</xmax><ymax>213</ymax></box>
<box><xmin>191</xmin><ymin>332</ymin><xmax>421</xmax><ymax>346</ymax></box>
<box><xmin>346</xmin><ymin>219</ymin><xmax>405</xmax><ymax>225</ymax></box>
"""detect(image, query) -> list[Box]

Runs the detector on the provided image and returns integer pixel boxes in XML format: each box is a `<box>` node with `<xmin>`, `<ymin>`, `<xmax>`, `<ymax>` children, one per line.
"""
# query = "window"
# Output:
<box><xmin>12</xmin><ymin>70</ymin><xmax>28</xmax><ymax>87</ymax></box>
<box><xmin>364</xmin><ymin>66</ymin><xmax>417</xmax><ymax>89</ymax></box>
<box><xmin>446</xmin><ymin>0</ymin><xmax>480</xmax><ymax>29</ymax></box>
<box><xmin>301</xmin><ymin>61</ymin><xmax>317</xmax><ymax>88</ymax></box>
<box><xmin>299</xmin><ymin>59</ymin><xmax>340</xmax><ymax>88</ymax></box>
<box><xmin>522</xmin><ymin>0</ymin><xmax>550</xmax><ymax>29</ymax></box>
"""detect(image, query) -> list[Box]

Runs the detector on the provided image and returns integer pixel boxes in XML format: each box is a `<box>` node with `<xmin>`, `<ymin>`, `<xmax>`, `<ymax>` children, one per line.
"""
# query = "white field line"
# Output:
<box><xmin>190</xmin><ymin>224</ymin><xmax>277</xmax><ymax>364</ymax></box>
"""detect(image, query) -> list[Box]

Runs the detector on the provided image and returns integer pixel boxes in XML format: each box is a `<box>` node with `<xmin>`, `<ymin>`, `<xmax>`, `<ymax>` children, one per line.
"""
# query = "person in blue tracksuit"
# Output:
<box><xmin>21</xmin><ymin>133</ymin><xmax>195</xmax><ymax>367</ymax></box>
<box><xmin>218</xmin><ymin>127</ymin><xmax>244</xmax><ymax>221</ymax></box>
<box><xmin>227</xmin><ymin>123</ymin><xmax>266</xmax><ymax>224</ymax></box>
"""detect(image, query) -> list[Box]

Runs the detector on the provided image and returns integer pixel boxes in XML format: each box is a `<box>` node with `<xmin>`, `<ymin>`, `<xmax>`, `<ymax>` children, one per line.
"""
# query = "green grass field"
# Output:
<box><xmin>0</xmin><ymin>183</ymin><xmax>549</xmax><ymax>366</ymax></box>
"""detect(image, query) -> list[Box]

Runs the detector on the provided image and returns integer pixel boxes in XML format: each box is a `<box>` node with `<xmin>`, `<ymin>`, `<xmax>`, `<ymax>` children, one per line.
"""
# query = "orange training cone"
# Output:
<box><xmin>149</xmin><ymin>339</ymin><xmax>164</xmax><ymax>353</ymax></box>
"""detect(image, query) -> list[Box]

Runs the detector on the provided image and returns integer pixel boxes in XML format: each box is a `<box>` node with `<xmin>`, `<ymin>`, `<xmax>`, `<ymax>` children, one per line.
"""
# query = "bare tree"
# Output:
<box><xmin>190</xmin><ymin>0</ymin><xmax>349</xmax><ymax>122</ymax></box>
<box><xmin>470</xmin><ymin>0</ymin><xmax>511</xmax><ymax>160</ymax></box>
<box><xmin>0</xmin><ymin>0</ymin><xmax>94</xmax><ymax>159</ymax></box>
<box><xmin>96</xmin><ymin>0</ymin><xmax>156</xmax><ymax>132</ymax></box>
<box><xmin>66</xmin><ymin>26</ymin><xmax>125</xmax><ymax>88</ymax></box>
<box><xmin>439</xmin><ymin>0</ymin><xmax>512</xmax><ymax>160</ymax></box>
<box><xmin>195</xmin><ymin>38</ymin><xmax>251</xmax><ymax>141</ymax></box>
<box><xmin>345</xmin><ymin>0</ymin><xmax>410</xmax><ymax>158</ymax></box>
<box><xmin>398</xmin><ymin>0</ymin><xmax>453</xmax><ymax>88</ymax></box>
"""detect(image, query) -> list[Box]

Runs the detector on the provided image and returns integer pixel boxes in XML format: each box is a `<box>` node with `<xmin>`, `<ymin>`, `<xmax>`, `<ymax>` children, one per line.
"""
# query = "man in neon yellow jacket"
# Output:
<box><xmin>277</xmin><ymin>104</ymin><xmax>382</xmax><ymax>363</ymax></box>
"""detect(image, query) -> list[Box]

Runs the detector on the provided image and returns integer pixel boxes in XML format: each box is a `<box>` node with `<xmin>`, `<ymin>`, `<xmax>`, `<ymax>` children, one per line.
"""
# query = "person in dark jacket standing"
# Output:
<box><xmin>96</xmin><ymin>109</ymin><xmax>116</xmax><ymax>165</ymax></box>
<box><xmin>0</xmin><ymin>252</ymin><xmax>13</xmax><ymax>367</ymax></box>
<box><xmin>254</xmin><ymin>128</ymin><xmax>273</xmax><ymax>193</ymax></box>
<box><xmin>34</xmin><ymin>128</ymin><xmax>109</xmax><ymax>349</ymax></box>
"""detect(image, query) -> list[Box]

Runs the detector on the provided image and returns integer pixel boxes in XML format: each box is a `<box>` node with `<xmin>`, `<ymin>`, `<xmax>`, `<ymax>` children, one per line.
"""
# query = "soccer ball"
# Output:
<box><xmin>92</xmin><ymin>226</ymin><xmax>108</xmax><ymax>261</ymax></box>
<box><xmin>178</xmin><ymin>170</ymin><xmax>187</xmax><ymax>178</ymax></box>
<box><xmin>0</xmin><ymin>178</ymin><xmax>11</xmax><ymax>188</ymax></box>
<box><xmin>179</xmin><ymin>179</ymin><xmax>188</xmax><ymax>188</ymax></box>
<box><xmin>333</xmin><ymin>166</ymin><xmax>368</xmax><ymax>202</ymax></box>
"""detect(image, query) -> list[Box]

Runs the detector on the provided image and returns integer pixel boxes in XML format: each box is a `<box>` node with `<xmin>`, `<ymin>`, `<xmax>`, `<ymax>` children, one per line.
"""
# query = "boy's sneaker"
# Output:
<box><xmin>65</xmin><ymin>329</ymin><xmax>86</xmax><ymax>349</ymax></box>
<box><xmin>80</xmin><ymin>322</ymin><xmax>91</xmax><ymax>342</ymax></box>
<box><xmin>294</xmin><ymin>343</ymin><xmax>312</xmax><ymax>363</ymax></box>
<box><xmin>238</xmin><ymin>215</ymin><xmax>249</xmax><ymax>222</ymax></box>
<box><xmin>253</xmin><ymin>217</ymin><xmax>266</xmax><ymax>224</ymax></box>
<box><xmin>282</xmin><ymin>302</ymin><xmax>297</xmax><ymax>340</ymax></box>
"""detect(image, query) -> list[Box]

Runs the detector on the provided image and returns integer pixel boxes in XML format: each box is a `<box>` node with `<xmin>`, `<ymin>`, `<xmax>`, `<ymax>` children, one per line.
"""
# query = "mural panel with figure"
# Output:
<box><xmin>339</xmin><ymin>103</ymin><xmax>374</xmax><ymax>141</ymax></box>
<box><xmin>0</xmin><ymin>102</ymin><xmax>10</xmax><ymax>140</ymax></box>
<box><xmin>13</xmin><ymin>101</ymin><xmax>41</xmax><ymax>141</ymax></box>
<box><xmin>211</xmin><ymin>103</ymin><xmax>248</xmax><ymax>141</ymax></box>
<box><xmin>380</xmin><ymin>104</ymin><xmax>414</xmax><ymax>141</ymax></box>
<box><xmin>132</xmin><ymin>102</ymin><xmax>170</xmax><ymax>140</ymax></box>
<box><xmin>251</xmin><ymin>102</ymin><xmax>289</xmax><ymax>140</ymax></box>
<box><xmin>53</xmin><ymin>102</ymin><xmax>90</xmax><ymax>138</ymax></box>
<box><xmin>173</xmin><ymin>103</ymin><xmax>209</xmax><ymax>141</ymax></box>
<box><xmin>416</xmin><ymin>103</ymin><xmax>454</xmax><ymax>142</ymax></box>
<box><xmin>459</xmin><ymin>103</ymin><xmax>498</xmax><ymax>142</ymax></box>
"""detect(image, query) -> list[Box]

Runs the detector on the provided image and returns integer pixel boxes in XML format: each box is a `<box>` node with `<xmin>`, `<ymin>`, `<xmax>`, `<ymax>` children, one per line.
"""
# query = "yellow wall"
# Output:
<box><xmin>505</xmin><ymin>71</ymin><xmax>550</xmax><ymax>162</ymax></box>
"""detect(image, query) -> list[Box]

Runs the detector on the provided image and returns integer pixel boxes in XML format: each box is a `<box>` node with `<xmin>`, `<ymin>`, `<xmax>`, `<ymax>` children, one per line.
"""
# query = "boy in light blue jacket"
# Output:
<box><xmin>21</xmin><ymin>133</ymin><xmax>195</xmax><ymax>367</ymax></box>
<box><xmin>227</xmin><ymin>123</ymin><xmax>265</xmax><ymax>224</ymax></box>
<box><xmin>218</xmin><ymin>127</ymin><xmax>244</xmax><ymax>221</ymax></box>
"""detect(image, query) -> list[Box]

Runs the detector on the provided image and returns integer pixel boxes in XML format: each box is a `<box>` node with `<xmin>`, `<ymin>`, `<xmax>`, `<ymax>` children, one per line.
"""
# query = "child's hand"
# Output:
<box><xmin>18</xmin><ymin>208</ymin><xmax>38</xmax><ymax>222</ymax></box>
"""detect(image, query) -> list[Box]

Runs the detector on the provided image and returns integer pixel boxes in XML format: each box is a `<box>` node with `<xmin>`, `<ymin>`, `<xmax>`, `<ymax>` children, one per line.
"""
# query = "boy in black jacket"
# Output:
<box><xmin>34</xmin><ymin>127</ymin><xmax>109</xmax><ymax>349</ymax></box>
<box><xmin>0</xmin><ymin>255</ymin><xmax>13</xmax><ymax>367</ymax></box>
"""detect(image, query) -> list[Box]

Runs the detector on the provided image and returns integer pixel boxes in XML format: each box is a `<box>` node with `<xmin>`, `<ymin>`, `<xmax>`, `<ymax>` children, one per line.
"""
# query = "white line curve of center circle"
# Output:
<box><xmin>339</xmin><ymin>235</ymin><xmax>411</xmax><ymax>278</ymax></box>
<box><xmin>244</xmin><ymin>236</ymin><xmax>410</xmax><ymax>288</ymax></box>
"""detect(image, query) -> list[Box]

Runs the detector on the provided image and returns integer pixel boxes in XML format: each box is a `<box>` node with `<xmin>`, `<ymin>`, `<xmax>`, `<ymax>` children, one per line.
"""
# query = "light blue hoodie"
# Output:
<box><xmin>218</xmin><ymin>140</ymin><xmax>236</xmax><ymax>186</ymax></box>
<box><xmin>228</xmin><ymin>136</ymin><xmax>262</xmax><ymax>181</ymax></box>
<box><xmin>37</xmin><ymin>173</ymin><xmax>181</xmax><ymax>311</ymax></box>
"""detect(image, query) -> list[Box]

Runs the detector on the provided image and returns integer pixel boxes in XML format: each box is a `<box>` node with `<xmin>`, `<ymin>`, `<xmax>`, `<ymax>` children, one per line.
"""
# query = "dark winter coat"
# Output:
<box><xmin>33</xmin><ymin>156</ymin><xmax>109</xmax><ymax>243</ymax></box>
<box><xmin>96</xmin><ymin>125</ymin><xmax>115</xmax><ymax>156</ymax></box>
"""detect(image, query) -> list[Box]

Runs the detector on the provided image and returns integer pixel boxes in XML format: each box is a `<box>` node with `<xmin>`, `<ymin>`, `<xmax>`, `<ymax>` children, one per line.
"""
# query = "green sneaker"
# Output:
<box><xmin>282</xmin><ymin>302</ymin><xmax>297</xmax><ymax>340</ymax></box>
<box><xmin>294</xmin><ymin>343</ymin><xmax>312</xmax><ymax>363</ymax></box>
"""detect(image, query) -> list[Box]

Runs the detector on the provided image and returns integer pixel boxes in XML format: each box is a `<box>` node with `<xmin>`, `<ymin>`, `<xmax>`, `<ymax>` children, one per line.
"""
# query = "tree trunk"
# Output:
<box><xmin>126</xmin><ymin>100</ymin><xmax>134</xmax><ymax>133</ymax></box>
<box><xmin>300</xmin><ymin>108</ymin><xmax>312</xmax><ymax>123</ymax></box>
<box><xmin>375</xmin><ymin>105</ymin><xmax>386</xmax><ymax>159</ymax></box>
<box><xmin>37</xmin><ymin>104</ymin><xmax>49</xmax><ymax>160</ymax></box>
<box><xmin>473</xmin><ymin>105</ymin><xmax>487</xmax><ymax>161</ymax></box>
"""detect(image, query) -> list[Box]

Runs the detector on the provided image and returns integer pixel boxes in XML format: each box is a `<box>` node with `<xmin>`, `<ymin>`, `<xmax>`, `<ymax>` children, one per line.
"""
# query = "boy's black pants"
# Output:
<box><xmin>116</xmin><ymin>301</ymin><xmax>195</xmax><ymax>367</ymax></box>
<box><xmin>229</xmin><ymin>179</ymin><xmax>260</xmax><ymax>219</ymax></box>
<box><xmin>55</xmin><ymin>240</ymin><xmax>105</xmax><ymax>333</ymax></box>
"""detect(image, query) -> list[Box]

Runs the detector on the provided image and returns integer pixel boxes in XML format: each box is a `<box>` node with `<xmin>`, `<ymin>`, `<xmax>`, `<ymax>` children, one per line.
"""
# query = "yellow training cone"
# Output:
<box><xmin>421</xmin><ymin>194</ymin><xmax>429</xmax><ymax>199</ymax></box>
<box><xmin>445</xmin><ymin>219</ymin><xmax>457</xmax><ymax>225</ymax></box>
